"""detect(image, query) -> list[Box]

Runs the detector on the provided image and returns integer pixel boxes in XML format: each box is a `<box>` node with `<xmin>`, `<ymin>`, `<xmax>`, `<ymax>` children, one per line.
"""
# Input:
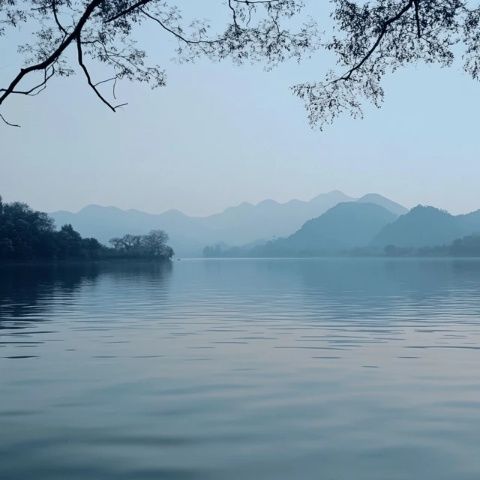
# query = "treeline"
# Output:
<box><xmin>0</xmin><ymin>197</ymin><xmax>173</xmax><ymax>262</ymax></box>
<box><xmin>109</xmin><ymin>231</ymin><xmax>174</xmax><ymax>259</ymax></box>
<box><xmin>384</xmin><ymin>235</ymin><xmax>480</xmax><ymax>257</ymax></box>
<box><xmin>204</xmin><ymin>235</ymin><xmax>480</xmax><ymax>258</ymax></box>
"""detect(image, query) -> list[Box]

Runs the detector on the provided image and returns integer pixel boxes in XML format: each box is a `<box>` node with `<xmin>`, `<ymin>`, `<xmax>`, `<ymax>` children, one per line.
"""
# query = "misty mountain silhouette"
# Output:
<box><xmin>51</xmin><ymin>191</ymin><xmax>406</xmax><ymax>256</ymax></box>
<box><xmin>248</xmin><ymin>202</ymin><xmax>397</xmax><ymax>256</ymax></box>
<box><xmin>372</xmin><ymin>205</ymin><xmax>480</xmax><ymax>248</ymax></box>
<box><xmin>357</xmin><ymin>193</ymin><xmax>408</xmax><ymax>216</ymax></box>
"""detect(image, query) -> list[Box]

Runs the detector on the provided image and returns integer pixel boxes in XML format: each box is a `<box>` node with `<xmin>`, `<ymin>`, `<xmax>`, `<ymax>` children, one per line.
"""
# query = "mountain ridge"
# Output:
<box><xmin>372</xmin><ymin>205</ymin><xmax>480</xmax><ymax>248</ymax></box>
<box><xmin>50</xmin><ymin>191</ymin><xmax>407</xmax><ymax>256</ymax></box>
<box><xmin>244</xmin><ymin>202</ymin><xmax>398</xmax><ymax>257</ymax></box>
<box><xmin>205</xmin><ymin>204</ymin><xmax>480</xmax><ymax>258</ymax></box>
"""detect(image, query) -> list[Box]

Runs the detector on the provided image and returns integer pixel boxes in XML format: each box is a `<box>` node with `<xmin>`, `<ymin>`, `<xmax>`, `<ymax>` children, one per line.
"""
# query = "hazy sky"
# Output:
<box><xmin>1</xmin><ymin>3</ymin><xmax>479</xmax><ymax>216</ymax></box>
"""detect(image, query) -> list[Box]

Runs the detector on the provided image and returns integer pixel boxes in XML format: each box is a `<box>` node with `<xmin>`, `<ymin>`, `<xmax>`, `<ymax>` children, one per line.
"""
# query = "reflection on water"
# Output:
<box><xmin>1</xmin><ymin>258</ymin><xmax>480</xmax><ymax>479</ymax></box>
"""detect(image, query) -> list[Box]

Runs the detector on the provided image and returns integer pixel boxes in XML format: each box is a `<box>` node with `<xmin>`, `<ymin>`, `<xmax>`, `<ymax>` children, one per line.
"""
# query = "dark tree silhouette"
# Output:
<box><xmin>0</xmin><ymin>197</ymin><xmax>103</xmax><ymax>260</ymax></box>
<box><xmin>0</xmin><ymin>0</ymin><xmax>318</xmax><ymax>126</ymax></box>
<box><xmin>1</xmin><ymin>1</ymin><xmax>480</xmax><ymax>129</ymax></box>
<box><xmin>293</xmin><ymin>0</ymin><xmax>480</xmax><ymax>128</ymax></box>
<box><xmin>0</xmin><ymin>196</ymin><xmax>173</xmax><ymax>261</ymax></box>
<box><xmin>109</xmin><ymin>230</ymin><xmax>174</xmax><ymax>258</ymax></box>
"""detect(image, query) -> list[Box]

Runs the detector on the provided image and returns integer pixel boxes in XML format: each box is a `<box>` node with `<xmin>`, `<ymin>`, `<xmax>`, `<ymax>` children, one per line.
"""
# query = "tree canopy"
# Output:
<box><xmin>294</xmin><ymin>0</ymin><xmax>480</xmax><ymax>127</ymax></box>
<box><xmin>1</xmin><ymin>1</ymin><xmax>479</xmax><ymax>128</ymax></box>
<box><xmin>0</xmin><ymin>196</ymin><xmax>174</xmax><ymax>261</ymax></box>
<box><xmin>110</xmin><ymin>230</ymin><xmax>174</xmax><ymax>258</ymax></box>
<box><xmin>0</xmin><ymin>197</ymin><xmax>103</xmax><ymax>260</ymax></box>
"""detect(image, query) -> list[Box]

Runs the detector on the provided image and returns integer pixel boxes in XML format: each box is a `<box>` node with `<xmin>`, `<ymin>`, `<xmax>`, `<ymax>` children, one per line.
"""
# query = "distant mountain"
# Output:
<box><xmin>50</xmin><ymin>191</ymin><xmax>407</xmax><ymax>257</ymax></box>
<box><xmin>201</xmin><ymin>190</ymin><xmax>354</xmax><ymax>243</ymax></box>
<box><xmin>460</xmin><ymin>209</ymin><xmax>480</xmax><ymax>233</ymax></box>
<box><xmin>357</xmin><ymin>193</ymin><xmax>408</xmax><ymax>216</ymax></box>
<box><xmin>372</xmin><ymin>205</ymin><xmax>480</xmax><ymax>248</ymax></box>
<box><xmin>249</xmin><ymin>202</ymin><xmax>398</xmax><ymax>256</ymax></box>
<box><xmin>52</xmin><ymin>205</ymin><xmax>209</xmax><ymax>257</ymax></box>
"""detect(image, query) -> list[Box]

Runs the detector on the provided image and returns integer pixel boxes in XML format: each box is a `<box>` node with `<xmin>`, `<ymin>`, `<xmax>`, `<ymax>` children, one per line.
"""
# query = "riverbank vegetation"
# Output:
<box><xmin>204</xmin><ymin>236</ymin><xmax>480</xmax><ymax>259</ymax></box>
<box><xmin>0</xmin><ymin>197</ymin><xmax>173</xmax><ymax>262</ymax></box>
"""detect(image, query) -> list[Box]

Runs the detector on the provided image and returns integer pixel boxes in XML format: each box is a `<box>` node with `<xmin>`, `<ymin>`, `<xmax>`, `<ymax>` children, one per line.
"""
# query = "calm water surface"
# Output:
<box><xmin>1</xmin><ymin>258</ymin><xmax>480</xmax><ymax>479</ymax></box>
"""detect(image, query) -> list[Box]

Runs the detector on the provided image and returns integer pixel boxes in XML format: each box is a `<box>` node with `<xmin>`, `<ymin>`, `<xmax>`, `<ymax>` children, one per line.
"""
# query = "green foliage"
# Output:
<box><xmin>0</xmin><ymin>196</ymin><xmax>173</xmax><ymax>261</ymax></box>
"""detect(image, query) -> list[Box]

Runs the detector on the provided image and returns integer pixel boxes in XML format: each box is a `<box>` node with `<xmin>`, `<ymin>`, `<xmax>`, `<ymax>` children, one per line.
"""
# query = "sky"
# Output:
<box><xmin>1</xmin><ymin>2</ymin><xmax>479</xmax><ymax>217</ymax></box>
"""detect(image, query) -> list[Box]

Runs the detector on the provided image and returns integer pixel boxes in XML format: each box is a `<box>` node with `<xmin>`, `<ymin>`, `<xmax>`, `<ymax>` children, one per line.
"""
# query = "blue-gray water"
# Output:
<box><xmin>2</xmin><ymin>258</ymin><xmax>480</xmax><ymax>479</ymax></box>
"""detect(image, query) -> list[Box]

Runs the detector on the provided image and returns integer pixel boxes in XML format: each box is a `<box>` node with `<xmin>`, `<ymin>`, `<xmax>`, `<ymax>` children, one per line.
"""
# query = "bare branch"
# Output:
<box><xmin>76</xmin><ymin>35</ymin><xmax>118</xmax><ymax>112</ymax></box>
<box><xmin>228</xmin><ymin>0</ymin><xmax>240</xmax><ymax>31</ymax></box>
<box><xmin>52</xmin><ymin>0</ymin><xmax>68</xmax><ymax>37</ymax></box>
<box><xmin>140</xmin><ymin>8</ymin><xmax>215</xmax><ymax>46</ymax></box>
<box><xmin>0</xmin><ymin>0</ymin><xmax>104</xmax><ymax>107</ymax></box>
<box><xmin>0</xmin><ymin>113</ymin><xmax>20</xmax><ymax>128</ymax></box>
<box><xmin>414</xmin><ymin>0</ymin><xmax>422</xmax><ymax>38</ymax></box>
<box><xmin>0</xmin><ymin>65</ymin><xmax>56</xmax><ymax>97</ymax></box>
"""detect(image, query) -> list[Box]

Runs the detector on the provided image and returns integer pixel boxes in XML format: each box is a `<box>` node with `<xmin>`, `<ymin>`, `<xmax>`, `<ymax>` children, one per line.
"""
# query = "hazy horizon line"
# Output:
<box><xmin>39</xmin><ymin>189</ymin><xmax>415</xmax><ymax>218</ymax></box>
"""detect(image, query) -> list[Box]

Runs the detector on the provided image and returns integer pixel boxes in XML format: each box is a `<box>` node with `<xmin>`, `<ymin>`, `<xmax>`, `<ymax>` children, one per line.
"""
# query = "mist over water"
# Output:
<box><xmin>2</xmin><ymin>258</ymin><xmax>480</xmax><ymax>479</ymax></box>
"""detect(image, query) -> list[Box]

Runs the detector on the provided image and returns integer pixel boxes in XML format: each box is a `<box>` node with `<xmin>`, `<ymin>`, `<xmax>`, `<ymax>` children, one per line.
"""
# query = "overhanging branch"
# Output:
<box><xmin>333</xmin><ymin>0</ymin><xmax>415</xmax><ymax>84</ymax></box>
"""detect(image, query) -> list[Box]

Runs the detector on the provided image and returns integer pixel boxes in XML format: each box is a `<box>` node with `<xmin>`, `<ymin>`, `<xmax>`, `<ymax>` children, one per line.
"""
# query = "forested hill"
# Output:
<box><xmin>251</xmin><ymin>202</ymin><xmax>397</xmax><ymax>257</ymax></box>
<box><xmin>0</xmin><ymin>197</ymin><xmax>173</xmax><ymax>262</ymax></box>
<box><xmin>204</xmin><ymin>203</ymin><xmax>480</xmax><ymax>258</ymax></box>
<box><xmin>372</xmin><ymin>206</ymin><xmax>480</xmax><ymax>248</ymax></box>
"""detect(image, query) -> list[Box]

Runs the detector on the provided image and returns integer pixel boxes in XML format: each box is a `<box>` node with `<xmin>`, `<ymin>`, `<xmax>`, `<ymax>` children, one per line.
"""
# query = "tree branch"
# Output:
<box><xmin>334</xmin><ymin>0</ymin><xmax>415</xmax><ymax>83</ymax></box>
<box><xmin>76</xmin><ymin>35</ymin><xmax>125</xmax><ymax>112</ymax></box>
<box><xmin>0</xmin><ymin>65</ymin><xmax>56</xmax><ymax>97</ymax></box>
<box><xmin>0</xmin><ymin>0</ymin><xmax>104</xmax><ymax>107</ymax></box>
<box><xmin>228</xmin><ymin>0</ymin><xmax>240</xmax><ymax>31</ymax></box>
<box><xmin>140</xmin><ymin>8</ymin><xmax>216</xmax><ymax>47</ymax></box>
<box><xmin>106</xmin><ymin>0</ymin><xmax>154</xmax><ymax>23</ymax></box>
<box><xmin>51</xmin><ymin>0</ymin><xmax>68</xmax><ymax>37</ymax></box>
<box><xmin>414</xmin><ymin>0</ymin><xmax>422</xmax><ymax>38</ymax></box>
<box><xmin>0</xmin><ymin>113</ymin><xmax>20</xmax><ymax>128</ymax></box>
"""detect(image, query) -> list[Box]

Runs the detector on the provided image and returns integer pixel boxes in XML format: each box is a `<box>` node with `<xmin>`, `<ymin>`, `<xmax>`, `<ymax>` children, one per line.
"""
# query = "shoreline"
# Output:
<box><xmin>0</xmin><ymin>257</ymin><xmax>173</xmax><ymax>268</ymax></box>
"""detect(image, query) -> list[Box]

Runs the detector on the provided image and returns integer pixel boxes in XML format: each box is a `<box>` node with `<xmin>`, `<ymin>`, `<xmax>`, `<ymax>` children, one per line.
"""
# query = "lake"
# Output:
<box><xmin>1</xmin><ymin>258</ymin><xmax>480</xmax><ymax>479</ymax></box>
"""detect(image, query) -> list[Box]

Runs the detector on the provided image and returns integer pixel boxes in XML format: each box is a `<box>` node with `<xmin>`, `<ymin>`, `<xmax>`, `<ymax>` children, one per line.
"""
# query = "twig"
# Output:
<box><xmin>0</xmin><ymin>113</ymin><xmax>20</xmax><ymax>128</ymax></box>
